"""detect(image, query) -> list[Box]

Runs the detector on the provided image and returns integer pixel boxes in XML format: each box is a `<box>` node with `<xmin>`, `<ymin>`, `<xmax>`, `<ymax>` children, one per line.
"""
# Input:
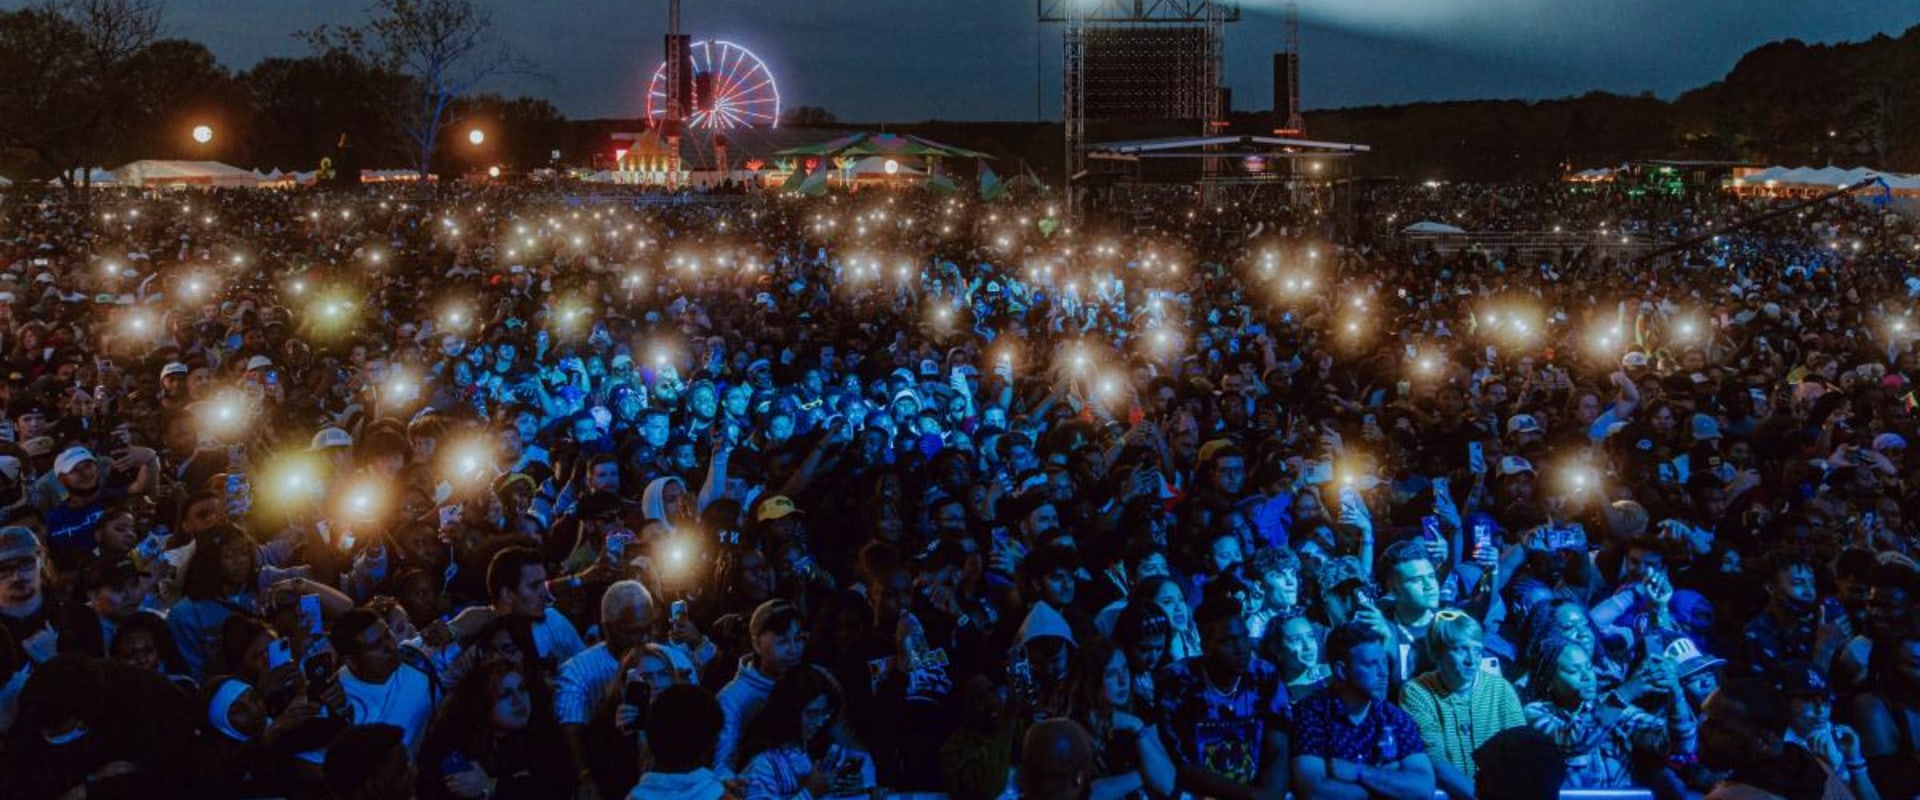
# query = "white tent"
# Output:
<box><xmin>66</xmin><ymin>167</ymin><xmax>119</xmax><ymax>186</ymax></box>
<box><xmin>1403</xmin><ymin>220</ymin><xmax>1468</xmax><ymax>235</ymax></box>
<box><xmin>115</xmin><ymin>160</ymin><xmax>261</xmax><ymax>188</ymax></box>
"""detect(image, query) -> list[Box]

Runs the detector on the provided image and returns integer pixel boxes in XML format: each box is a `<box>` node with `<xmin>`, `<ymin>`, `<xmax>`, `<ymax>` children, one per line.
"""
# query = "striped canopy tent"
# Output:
<box><xmin>774</xmin><ymin>132</ymin><xmax>991</xmax><ymax>160</ymax></box>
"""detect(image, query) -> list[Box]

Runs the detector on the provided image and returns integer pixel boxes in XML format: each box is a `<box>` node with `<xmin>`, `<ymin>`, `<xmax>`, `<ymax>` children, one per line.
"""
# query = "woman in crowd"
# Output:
<box><xmin>1524</xmin><ymin>636</ymin><xmax>1695</xmax><ymax>790</ymax></box>
<box><xmin>732</xmin><ymin>664</ymin><xmax>875</xmax><ymax>800</ymax></box>
<box><xmin>416</xmin><ymin>660</ymin><xmax>573</xmax><ymax>800</ymax></box>
<box><xmin>1060</xmin><ymin>637</ymin><xmax>1176</xmax><ymax>799</ymax></box>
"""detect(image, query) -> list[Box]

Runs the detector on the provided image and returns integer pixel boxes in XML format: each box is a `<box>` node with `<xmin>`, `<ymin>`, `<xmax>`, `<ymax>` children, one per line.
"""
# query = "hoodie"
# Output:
<box><xmin>626</xmin><ymin>767</ymin><xmax>729</xmax><ymax>800</ymax></box>
<box><xmin>714</xmin><ymin>655</ymin><xmax>777</xmax><ymax>772</ymax></box>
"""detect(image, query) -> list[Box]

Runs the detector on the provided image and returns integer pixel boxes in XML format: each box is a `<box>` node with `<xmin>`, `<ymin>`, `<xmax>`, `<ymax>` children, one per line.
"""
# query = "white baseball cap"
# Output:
<box><xmin>54</xmin><ymin>446</ymin><xmax>96</xmax><ymax>475</ymax></box>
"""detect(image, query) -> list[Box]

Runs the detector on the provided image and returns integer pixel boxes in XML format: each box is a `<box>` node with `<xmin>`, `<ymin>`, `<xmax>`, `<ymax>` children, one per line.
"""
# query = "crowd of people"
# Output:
<box><xmin>0</xmin><ymin>175</ymin><xmax>1915</xmax><ymax>800</ymax></box>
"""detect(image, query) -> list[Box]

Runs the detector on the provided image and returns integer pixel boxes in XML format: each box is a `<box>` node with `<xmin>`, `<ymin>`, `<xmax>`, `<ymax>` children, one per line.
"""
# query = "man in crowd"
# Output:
<box><xmin>1290</xmin><ymin>622</ymin><xmax>1437</xmax><ymax>799</ymax></box>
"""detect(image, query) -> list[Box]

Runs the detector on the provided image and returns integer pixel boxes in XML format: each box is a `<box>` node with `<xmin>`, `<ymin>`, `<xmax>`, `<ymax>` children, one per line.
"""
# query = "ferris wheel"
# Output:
<box><xmin>644</xmin><ymin>40</ymin><xmax>782</xmax><ymax>130</ymax></box>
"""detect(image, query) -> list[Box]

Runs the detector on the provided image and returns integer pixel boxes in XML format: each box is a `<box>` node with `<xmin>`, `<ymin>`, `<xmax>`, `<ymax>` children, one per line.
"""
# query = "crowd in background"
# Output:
<box><xmin>0</xmin><ymin>177</ymin><xmax>1915</xmax><ymax>800</ymax></box>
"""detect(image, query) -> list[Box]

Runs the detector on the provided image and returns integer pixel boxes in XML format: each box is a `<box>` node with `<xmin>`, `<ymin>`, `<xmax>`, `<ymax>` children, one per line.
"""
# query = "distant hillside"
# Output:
<box><xmin>1295</xmin><ymin>24</ymin><xmax>1920</xmax><ymax>181</ymax></box>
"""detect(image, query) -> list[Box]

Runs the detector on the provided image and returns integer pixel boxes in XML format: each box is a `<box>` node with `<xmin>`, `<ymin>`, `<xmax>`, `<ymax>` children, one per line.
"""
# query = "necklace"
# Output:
<box><xmin>1201</xmin><ymin>664</ymin><xmax>1242</xmax><ymax>697</ymax></box>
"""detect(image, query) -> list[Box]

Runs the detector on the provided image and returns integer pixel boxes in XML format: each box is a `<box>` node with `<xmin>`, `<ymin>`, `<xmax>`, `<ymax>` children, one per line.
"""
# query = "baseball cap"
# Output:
<box><xmin>1690</xmin><ymin>414</ymin><xmax>1722</xmax><ymax>441</ymax></box>
<box><xmin>919</xmin><ymin>359</ymin><xmax>939</xmax><ymax>377</ymax></box>
<box><xmin>1771</xmin><ymin>660</ymin><xmax>1831</xmax><ymax>698</ymax></box>
<box><xmin>310</xmin><ymin>427</ymin><xmax>354</xmax><ymax>450</ymax></box>
<box><xmin>754</xmin><ymin>495</ymin><xmax>803</xmax><ymax>522</ymax></box>
<box><xmin>1664</xmin><ymin>636</ymin><xmax>1726</xmax><ymax>677</ymax></box>
<box><xmin>54</xmin><ymin>446</ymin><xmax>95</xmax><ymax>475</ymax></box>
<box><xmin>1622</xmin><ymin>352</ymin><xmax>1650</xmax><ymax>369</ymax></box>
<box><xmin>1505</xmin><ymin>414</ymin><xmax>1544</xmax><ymax>436</ymax></box>
<box><xmin>1496</xmin><ymin>456</ymin><xmax>1536</xmax><ymax>477</ymax></box>
<box><xmin>1873</xmin><ymin>433</ymin><xmax>1908</xmax><ymax>452</ymax></box>
<box><xmin>749</xmin><ymin>599</ymin><xmax>800</xmax><ymax>638</ymax></box>
<box><xmin>1318</xmin><ymin>556</ymin><xmax>1369</xmax><ymax>595</ymax></box>
<box><xmin>84</xmin><ymin>557</ymin><xmax>148</xmax><ymax>591</ymax></box>
<box><xmin>0</xmin><ymin>526</ymin><xmax>37</xmax><ymax>561</ymax></box>
<box><xmin>1196</xmin><ymin>438</ymin><xmax>1235</xmax><ymax>465</ymax></box>
<box><xmin>160</xmin><ymin>362</ymin><xmax>189</xmax><ymax>379</ymax></box>
<box><xmin>244</xmin><ymin>355</ymin><xmax>273</xmax><ymax>372</ymax></box>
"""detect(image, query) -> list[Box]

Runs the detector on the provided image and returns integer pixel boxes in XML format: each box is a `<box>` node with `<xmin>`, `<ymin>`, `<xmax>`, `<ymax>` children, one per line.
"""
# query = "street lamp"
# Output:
<box><xmin>468</xmin><ymin>128</ymin><xmax>485</xmax><ymax>146</ymax></box>
<box><xmin>192</xmin><ymin>124</ymin><xmax>213</xmax><ymax>145</ymax></box>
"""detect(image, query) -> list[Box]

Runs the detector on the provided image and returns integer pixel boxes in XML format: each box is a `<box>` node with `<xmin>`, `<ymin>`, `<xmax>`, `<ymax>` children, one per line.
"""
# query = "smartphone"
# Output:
<box><xmin>437</xmin><ymin>505</ymin><xmax>461</xmax><ymax>530</ymax></box>
<box><xmin>298</xmin><ymin>594</ymin><xmax>323</xmax><ymax>637</ymax></box>
<box><xmin>1420</xmin><ymin>515</ymin><xmax>1442</xmax><ymax>544</ymax></box>
<box><xmin>670</xmin><ymin>599</ymin><xmax>688</xmax><ymax>624</ymax></box>
<box><xmin>266</xmin><ymin>639</ymin><xmax>293</xmax><ymax>671</ymax></box>
<box><xmin>1467</xmin><ymin>441</ymin><xmax>1486</xmax><ymax>474</ymax></box>
<box><xmin>606</xmin><ymin>530</ymin><xmax>633</xmax><ymax>562</ymax></box>
<box><xmin>226</xmin><ymin>474</ymin><xmax>252</xmax><ymax>516</ymax></box>
<box><xmin>1396</xmin><ymin>380</ymin><xmax>1410</xmax><ymax>399</ymax></box>
<box><xmin>623</xmin><ymin>676</ymin><xmax>653</xmax><ymax>710</ymax></box>
<box><xmin>1472</xmin><ymin>520</ymin><xmax>1494</xmax><ymax>556</ymax></box>
<box><xmin>303</xmin><ymin>650</ymin><xmax>336</xmax><ymax>704</ymax></box>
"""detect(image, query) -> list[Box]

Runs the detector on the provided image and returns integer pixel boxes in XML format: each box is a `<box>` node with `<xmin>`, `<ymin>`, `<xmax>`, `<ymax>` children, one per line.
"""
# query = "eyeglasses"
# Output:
<box><xmin>0</xmin><ymin>555</ymin><xmax>39</xmax><ymax>578</ymax></box>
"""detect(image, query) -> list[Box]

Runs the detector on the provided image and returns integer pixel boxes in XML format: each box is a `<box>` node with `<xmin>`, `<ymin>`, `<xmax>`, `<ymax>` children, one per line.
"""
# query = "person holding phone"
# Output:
<box><xmin>416</xmin><ymin>660</ymin><xmax>573</xmax><ymax>800</ymax></box>
<box><xmin>734</xmin><ymin>664</ymin><xmax>875</xmax><ymax>800</ymax></box>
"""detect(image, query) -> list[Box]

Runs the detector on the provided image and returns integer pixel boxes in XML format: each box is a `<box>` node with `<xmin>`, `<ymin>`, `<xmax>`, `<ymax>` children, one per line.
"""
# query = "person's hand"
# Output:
<box><xmin>1816</xmin><ymin>602</ymin><xmax>1852</xmax><ymax>659</ymax></box>
<box><xmin>1833</xmin><ymin>724</ymin><xmax>1866</xmax><ymax>766</ymax></box>
<box><xmin>261</xmin><ymin>661</ymin><xmax>302</xmax><ymax>700</ymax></box>
<box><xmin>614</xmin><ymin>703</ymin><xmax>642</xmax><ymax>735</ymax></box>
<box><xmin>265</xmin><ymin>699</ymin><xmax>318</xmax><ymax>745</ymax></box>
<box><xmin>445</xmin><ymin>606</ymin><xmax>497</xmax><ymax>644</ymax></box>
<box><xmin>23</xmin><ymin>622</ymin><xmax>58</xmax><ymax>663</ymax></box>
<box><xmin>443</xmin><ymin>764</ymin><xmax>492</xmax><ymax>799</ymax></box>
<box><xmin>923</xmin><ymin>583</ymin><xmax>960</xmax><ymax>617</ymax></box>
<box><xmin>802</xmin><ymin>766</ymin><xmax>834</xmax><ymax>798</ymax></box>
<box><xmin>1620</xmin><ymin>656</ymin><xmax>1669</xmax><ymax>704</ymax></box>
<box><xmin>668</xmin><ymin>612</ymin><xmax>703</xmax><ymax>650</ymax></box>
<box><xmin>1642</xmin><ymin>567</ymin><xmax>1674</xmax><ymax>609</ymax></box>
<box><xmin>1352</xmin><ymin>601</ymin><xmax>1392</xmax><ymax>642</ymax></box>
<box><xmin>1327</xmin><ymin>758</ymin><xmax>1361</xmax><ymax>783</ymax></box>
<box><xmin>1319</xmin><ymin>425</ymin><xmax>1345</xmax><ymax>456</ymax></box>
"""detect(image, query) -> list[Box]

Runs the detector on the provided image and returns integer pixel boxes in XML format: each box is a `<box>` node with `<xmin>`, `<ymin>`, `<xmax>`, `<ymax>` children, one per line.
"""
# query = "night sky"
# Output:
<box><xmin>117</xmin><ymin>0</ymin><xmax>1920</xmax><ymax>121</ymax></box>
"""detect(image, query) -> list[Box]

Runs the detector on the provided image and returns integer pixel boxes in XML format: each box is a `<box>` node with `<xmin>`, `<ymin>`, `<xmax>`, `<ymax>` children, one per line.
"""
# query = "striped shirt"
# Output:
<box><xmin>1400</xmin><ymin>670</ymin><xmax>1527</xmax><ymax>779</ymax></box>
<box><xmin>556</xmin><ymin>643</ymin><xmax>620</xmax><ymax>725</ymax></box>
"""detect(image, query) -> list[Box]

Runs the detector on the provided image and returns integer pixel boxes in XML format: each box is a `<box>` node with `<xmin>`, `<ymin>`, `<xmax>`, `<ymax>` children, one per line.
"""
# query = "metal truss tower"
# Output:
<box><xmin>1039</xmin><ymin>1</ymin><xmax>1240</xmax><ymax>214</ymax></box>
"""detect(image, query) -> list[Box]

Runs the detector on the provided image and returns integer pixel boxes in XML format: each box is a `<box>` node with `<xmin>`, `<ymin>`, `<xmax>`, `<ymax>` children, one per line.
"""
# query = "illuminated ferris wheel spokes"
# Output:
<box><xmin>645</xmin><ymin>39</ymin><xmax>782</xmax><ymax>130</ymax></box>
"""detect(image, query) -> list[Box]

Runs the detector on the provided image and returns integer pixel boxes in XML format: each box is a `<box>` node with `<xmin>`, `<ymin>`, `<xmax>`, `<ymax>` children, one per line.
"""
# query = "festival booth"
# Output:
<box><xmin>1731</xmin><ymin>165</ymin><xmax>1920</xmax><ymax>211</ymax></box>
<box><xmin>115</xmin><ymin>160</ymin><xmax>263</xmax><ymax>189</ymax></box>
<box><xmin>772</xmin><ymin>132</ymin><xmax>990</xmax><ymax>192</ymax></box>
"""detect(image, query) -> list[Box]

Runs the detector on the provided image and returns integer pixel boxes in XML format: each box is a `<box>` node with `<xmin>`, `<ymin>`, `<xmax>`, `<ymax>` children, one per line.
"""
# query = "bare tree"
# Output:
<box><xmin>0</xmin><ymin>0</ymin><xmax>163</xmax><ymax>192</ymax></box>
<box><xmin>309</xmin><ymin>0</ymin><xmax>533</xmax><ymax>187</ymax></box>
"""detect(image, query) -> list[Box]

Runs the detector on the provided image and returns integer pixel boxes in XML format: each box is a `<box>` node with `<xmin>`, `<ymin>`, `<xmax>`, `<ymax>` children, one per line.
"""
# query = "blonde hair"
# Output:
<box><xmin>1426</xmin><ymin>609</ymin><xmax>1484</xmax><ymax>655</ymax></box>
